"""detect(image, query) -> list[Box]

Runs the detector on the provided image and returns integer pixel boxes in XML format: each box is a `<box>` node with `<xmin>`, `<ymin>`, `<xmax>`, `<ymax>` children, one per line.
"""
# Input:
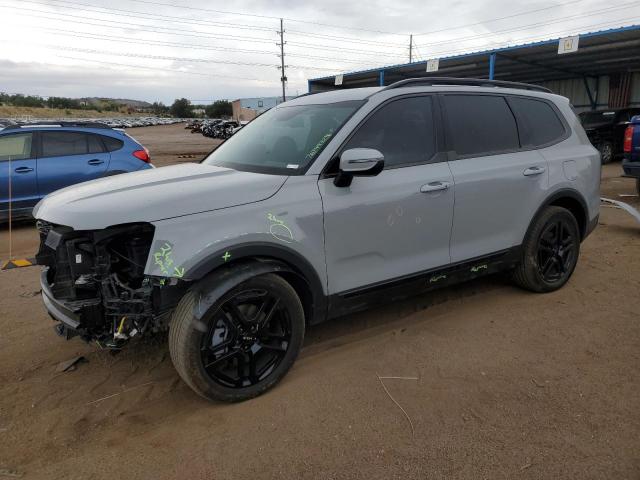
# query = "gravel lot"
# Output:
<box><xmin>0</xmin><ymin>124</ymin><xmax>638</xmax><ymax>479</ymax></box>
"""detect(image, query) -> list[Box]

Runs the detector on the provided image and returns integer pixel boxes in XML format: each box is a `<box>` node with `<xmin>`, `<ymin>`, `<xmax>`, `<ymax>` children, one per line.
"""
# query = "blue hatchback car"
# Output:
<box><xmin>0</xmin><ymin>122</ymin><xmax>153</xmax><ymax>221</ymax></box>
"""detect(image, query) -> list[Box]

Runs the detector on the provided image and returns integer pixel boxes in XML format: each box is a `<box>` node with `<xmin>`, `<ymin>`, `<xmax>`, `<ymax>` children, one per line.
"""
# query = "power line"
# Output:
<box><xmin>286</xmin><ymin>29</ymin><xmax>408</xmax><ymax>48</ymax></box>
<box><xmin>53</xmin><ymin>55</ymin><xmax>275</xmax><ymax>83</ymax></box>
<box><xmin>0</xmin><ymin>39</ymin><xmax>281</xmax><ymax>67</ymax></box>
<box><xmin>23</xmin><ymin>0</ymin><xmax>275</xmax><ymax>32</ymax></box>
<box><xmin>412</xmin><ymin>16</ymin><xmax>640</xmax><ymax>60</ymax></box>
<box><xmin>25</xmin><ymin>25</ymin><xmax>279</xmax><ymax>56</ymax></box>
<box><xmin>36</xmin><ymin>0</ymin><xmax>409</xmax><ymax>50</ymax></box>
<box><xmin>0</xmin><ymin>5</ymin><xmax>277</xmax><ymax>44</ymax></box>
<box><xmin>414</xmin><ymin>2</ymin><xmax>639</xmax><ymax>47</ymax></box>
<box><xmin>14</xmin><ymin>24</ymin><xmax>381</xmax><ymax>67</ymax></box>
<box><xmin>286</xmin><ymin>41</ymin><xmax>404</xmax><ymax>59</ymax></box>
<box><xmin>413</xmin><ymin>0</ymin><xmax>585</xmax><ymax>36</ymax></box>
<box><xmin>126</xmin><ymin>0</ymin><xmax>409</xmax><ymax>36</ymax></box>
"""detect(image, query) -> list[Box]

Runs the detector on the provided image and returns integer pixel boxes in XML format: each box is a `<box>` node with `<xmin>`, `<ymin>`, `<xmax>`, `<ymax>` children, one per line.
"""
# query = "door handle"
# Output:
<box><xmin>87</xmin><ymin>159</ymin><xmax>104</xmax><ymax>165</ymax></box>
<box><xmin>523</xmin><ymin>166</ymin><xmax>546</xmax><ymax>176</ymax></box>
<box><xmin>14</xmin><ymin>166</ymin><xmax>34</xmax><ymax>173</ymax></box>
<box><xmin>420</xmin><ymin>181</ymin><xmax>451</xmax><ymax>193</ymax></box>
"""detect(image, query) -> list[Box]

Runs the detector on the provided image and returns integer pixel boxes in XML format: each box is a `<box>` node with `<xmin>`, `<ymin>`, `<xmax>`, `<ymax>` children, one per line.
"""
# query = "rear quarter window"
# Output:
<box><xmin>100</xmin><ymin>135</ymin><xmax>124</xmax><ymax>152</ymax></box>
<box><xmin>507</xmin><ymin>97</ymin><xmax>567</xmax><ymax>147</ymax></box>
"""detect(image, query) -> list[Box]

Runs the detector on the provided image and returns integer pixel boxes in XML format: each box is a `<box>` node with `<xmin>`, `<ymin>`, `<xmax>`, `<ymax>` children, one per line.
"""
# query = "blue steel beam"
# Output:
<box><xmin>489</xmin><ymin>53</ymin><xmax>496</xmax><ymax>79</ymax></box>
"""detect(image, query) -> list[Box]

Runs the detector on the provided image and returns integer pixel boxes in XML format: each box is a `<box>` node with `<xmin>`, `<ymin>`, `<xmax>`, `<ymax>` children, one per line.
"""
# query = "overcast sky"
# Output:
<box><xmin>0</xmin><ymin>0</ymin><xmax>637</xmax><ymax>104</ymax></box>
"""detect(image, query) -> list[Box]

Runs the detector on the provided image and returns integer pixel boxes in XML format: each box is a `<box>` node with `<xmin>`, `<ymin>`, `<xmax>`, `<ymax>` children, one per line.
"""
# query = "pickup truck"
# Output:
<box><xmin>622</xmin><ymin>115</ymin><xmax>640</xmax><ymax>195</ymax></box>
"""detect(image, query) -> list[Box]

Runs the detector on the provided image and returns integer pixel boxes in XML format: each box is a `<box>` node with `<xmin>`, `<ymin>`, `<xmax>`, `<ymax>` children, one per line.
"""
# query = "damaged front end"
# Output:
<box><xmin>36</xmin><ymin>221</ymin><xmax>186</xmax><ymax>348</ymax></box>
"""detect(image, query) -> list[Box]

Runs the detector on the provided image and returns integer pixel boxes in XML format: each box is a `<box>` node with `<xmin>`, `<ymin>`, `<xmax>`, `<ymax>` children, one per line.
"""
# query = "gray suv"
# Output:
<box><xmin>34</xmin><ymin>78</ymin><xmax>600</xmax><ymax>402</ymax></box>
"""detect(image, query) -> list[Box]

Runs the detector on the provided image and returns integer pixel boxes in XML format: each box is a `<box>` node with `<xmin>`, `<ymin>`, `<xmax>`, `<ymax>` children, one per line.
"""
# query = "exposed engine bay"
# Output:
<box><xmin>36</xmin><ymin>221</ymin><xmax>186</xmax><ymax>348</ymax></box>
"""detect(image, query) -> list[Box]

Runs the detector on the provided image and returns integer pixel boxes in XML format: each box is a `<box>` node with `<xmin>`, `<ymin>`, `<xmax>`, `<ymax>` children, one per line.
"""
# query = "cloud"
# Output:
<box><xmin>0</xmin><ymin>0</ymin><xmax>631</xmax><ymax>102</ymax></box>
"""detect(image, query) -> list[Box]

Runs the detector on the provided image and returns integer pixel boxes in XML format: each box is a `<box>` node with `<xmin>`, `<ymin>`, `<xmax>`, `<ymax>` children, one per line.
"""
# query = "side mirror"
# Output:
<box><xmin>334</xmin><ymin>148</ymin><xmax>384</xmax><ymax>187</ymax></box>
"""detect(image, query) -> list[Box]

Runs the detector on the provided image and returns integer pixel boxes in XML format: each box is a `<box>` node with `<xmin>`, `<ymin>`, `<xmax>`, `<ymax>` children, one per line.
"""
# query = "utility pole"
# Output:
<box><xmin>409</xmin><ymin>34</ymin><xmax>413</xmax><ymax>63</ymax></box>
<box><xmin>277</xmin><ymin>18</ymin><xmax>287</xmax><ymax>102</ymax></box>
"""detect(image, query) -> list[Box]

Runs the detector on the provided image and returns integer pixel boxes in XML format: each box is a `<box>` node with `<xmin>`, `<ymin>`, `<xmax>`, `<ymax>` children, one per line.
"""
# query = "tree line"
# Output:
<box><xmin>0</xmin><ymin>93</ymin><xmax>233</xmax><ymax>118</ymax></box>
<box><xmin>169</xmin><ymin>98</ymin><xmax>232</xmax><ymax>118</ymax></box>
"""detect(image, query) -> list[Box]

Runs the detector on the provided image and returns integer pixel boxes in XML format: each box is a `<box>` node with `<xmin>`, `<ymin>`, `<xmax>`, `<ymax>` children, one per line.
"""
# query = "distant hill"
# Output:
<box><xmin>79</xmin><ymin>97</ymin><xmax>152</xmax><ymax>108</ymax></box>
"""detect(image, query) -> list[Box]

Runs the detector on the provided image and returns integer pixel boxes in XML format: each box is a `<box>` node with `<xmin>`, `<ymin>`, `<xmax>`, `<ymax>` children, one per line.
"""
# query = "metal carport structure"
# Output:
<box><xmin>308</xmin><ymin>25</ymin><xmax>640</xmax><ymax>111</ymax></box>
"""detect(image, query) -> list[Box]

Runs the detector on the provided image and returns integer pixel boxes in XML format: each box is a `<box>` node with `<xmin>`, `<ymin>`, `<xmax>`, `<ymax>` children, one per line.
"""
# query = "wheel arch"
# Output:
<box><xmin>186</xmin><ymin>243</ymin><xmax>327</xmax><ymax>325</ymax></box>
<box><xmin>530</xmin><ymin>189</ymin><xmax>588</xmax><ymax>240</ymax></box>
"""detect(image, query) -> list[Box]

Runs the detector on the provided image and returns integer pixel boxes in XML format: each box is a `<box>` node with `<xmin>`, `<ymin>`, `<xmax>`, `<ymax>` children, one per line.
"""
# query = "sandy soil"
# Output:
<box><xmin>0</xmin><ymin>126</ymin><xmax>638</xmax><ymax>479</ymax></box>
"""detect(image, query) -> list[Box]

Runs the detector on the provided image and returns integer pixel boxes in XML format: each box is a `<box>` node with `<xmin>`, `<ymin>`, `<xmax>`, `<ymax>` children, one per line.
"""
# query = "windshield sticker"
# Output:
<box><xmin>286</xmin><ymin>164</ymin><xmax>299</xmax><ymax>169</ymax></box>
<box><xmin>267</xmin><ymin>213</ymin><xmax>294</xmax><ymax>243</ymax></box>
<box><xmin>152</xmin><ymin>241</ymin><xmax>185</xmax><ymax>278</ymax></box>
<box><xmin>305</xmin><ymin>129</ymin><xmax>334</xmax><ymax>160</ymax></box>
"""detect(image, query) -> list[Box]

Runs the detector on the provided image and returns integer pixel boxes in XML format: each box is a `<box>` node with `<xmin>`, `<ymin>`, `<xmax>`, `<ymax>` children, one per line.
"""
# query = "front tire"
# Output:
<box><xmin>169</xmin><ymin>273</ymin><xmax>305</xmax><ymax>402</ymax></box>
<box><xmin>513</xmin><ymin>206</ymin><xmax>580</xmax><ymax>293</ymax></box>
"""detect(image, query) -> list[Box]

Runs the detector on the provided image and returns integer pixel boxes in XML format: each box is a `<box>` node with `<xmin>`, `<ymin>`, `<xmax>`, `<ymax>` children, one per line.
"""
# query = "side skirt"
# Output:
<box><xmin>326</xmin><ymin>247</ymin><xmax>521</xmax><ymax>320</ymax></box>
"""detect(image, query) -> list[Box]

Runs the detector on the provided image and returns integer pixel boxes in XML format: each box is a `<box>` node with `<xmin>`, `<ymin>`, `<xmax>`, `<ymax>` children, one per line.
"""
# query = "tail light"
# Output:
<box><xmin>133</xmin><ymin>149</ymin><xmax>150</xmax><ymax>163</ymax></box>
<box><xmin>623</xmin><ymin>126</ymin><xmax>634</xmax><ymax>153</ymax></box>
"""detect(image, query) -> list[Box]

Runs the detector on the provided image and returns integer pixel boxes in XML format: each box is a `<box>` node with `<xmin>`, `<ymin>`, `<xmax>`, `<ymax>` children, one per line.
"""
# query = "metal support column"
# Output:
<box><xmin>489</xmin><ymin>53</ymin><xmax>496</xmax><ymax>80</ymax></box>
<box><xmin>583</xmin><ymin>76</ymin><xmax>596</xmax><ymax>110</ymax></box>
<box><xmin>379</xmin><ymin>70</ymin><xmax>385</xmax><ymax>86</ymax></box>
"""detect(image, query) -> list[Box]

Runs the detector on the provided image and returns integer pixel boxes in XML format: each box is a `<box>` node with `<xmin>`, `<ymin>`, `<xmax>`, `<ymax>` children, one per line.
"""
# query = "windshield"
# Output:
<box><xmin>203</xmin><ymin>100</ymin><xmax>363</xmax><ymax>175</ymax></box>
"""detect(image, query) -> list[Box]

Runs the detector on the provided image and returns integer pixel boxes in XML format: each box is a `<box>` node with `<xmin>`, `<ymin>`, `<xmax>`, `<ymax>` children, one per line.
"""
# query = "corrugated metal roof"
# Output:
<box><xmin>309</xmin><ymin>24</ymin><xmax>640</xmax><ymax>91</ymax></box>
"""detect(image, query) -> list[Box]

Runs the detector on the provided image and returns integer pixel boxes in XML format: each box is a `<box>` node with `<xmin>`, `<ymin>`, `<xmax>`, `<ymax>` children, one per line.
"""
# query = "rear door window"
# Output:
<box><xmin>0</xmin><ymin>133</ymin><xmax>33</xmax><ymax>161</ymax></box>
<box><xmin>442</xmin><ymin>95</ymin><xmax>519</xmax><ymax>157</ymax></box>
<box><xmin>41</xmin><ymin>131</ymin><xmax>90</xmax><ymax>157</ymax></box>
<box><xmin>87</xmin><ymin>134</ymin><xmax>105</xmax><ymax>153</ymax></box>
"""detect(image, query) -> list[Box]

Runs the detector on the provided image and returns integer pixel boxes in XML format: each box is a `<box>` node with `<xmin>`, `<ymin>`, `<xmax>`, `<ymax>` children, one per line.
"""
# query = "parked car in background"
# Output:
<box><xmin>0</xmin><ymin>122</ymin><xmax>153</xmax><ymax>221</ymax></box>
<box><xmin>622</xmin><ymin>114</ymin><xmax>640</xmax><ymax>195</ymax></box>
<box><xmin>34</xmin><ymin>77</ymin><xmax>600</xmax><ymax>402</ymax></box>
<box><xmin>580</xmin><ymin>108</ymin><xmax>640</xmax><ymax>163</ymax></box>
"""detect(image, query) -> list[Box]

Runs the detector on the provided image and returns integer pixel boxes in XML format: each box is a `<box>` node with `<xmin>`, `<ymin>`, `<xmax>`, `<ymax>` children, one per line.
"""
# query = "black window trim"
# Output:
<box><xmin>320</xmin><ymin>93</ymin><xmax>445</xmax><ymax>178</ymax></box>
<box><xmin>439</xmin><ymin>92</ymin><xmax>570</xmax><ymax>161</ymax></box>
<box><xmin>0</xmin><ymin>131</ymin><xmax>36</xmax><ymax>163</ymax></box>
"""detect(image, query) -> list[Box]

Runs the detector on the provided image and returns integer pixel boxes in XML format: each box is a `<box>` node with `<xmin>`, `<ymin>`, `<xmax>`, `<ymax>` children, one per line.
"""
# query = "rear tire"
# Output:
<box><xmin>599</xmin><ymin>141</ymin><xmax>614</xmax><ymax>164</ymax></box>
<box><xmin>512</xmin><ymin>206</ymin><xmax>580</xmax><ymax>293</ymax></box>
<box><xmin>169</xmin><ymin>273</ymin><xmax>305</xmax><ymax>402</ymax></box>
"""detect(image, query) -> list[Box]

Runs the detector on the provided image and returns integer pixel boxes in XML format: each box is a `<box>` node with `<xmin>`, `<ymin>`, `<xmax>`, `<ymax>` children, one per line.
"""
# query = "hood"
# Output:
<box><xmin>33</xmin><ymin>163</ymin><xmax>288</xmax><ymax>230</ymax></box>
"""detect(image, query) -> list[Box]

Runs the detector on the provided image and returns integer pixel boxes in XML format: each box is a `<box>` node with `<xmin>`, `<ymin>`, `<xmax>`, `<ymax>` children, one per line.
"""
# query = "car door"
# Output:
<box><xmin>0</xmin><ymin>132</ymin><xmax>39</xmax><ymax>214</ymax></box>
<box><xmin>36</xmin><ymin>130</ymin><xmax>109</xmax><ymax>196</ymax></box>
<box><xmin>441</xmin><ymin>94</ymin><xmax>551</xmax><ymax>263</ymax></box>
<box><xmin>318</xmin><ymin>95</ymin><xmax>454</xmax><ymax>295</ymax></box>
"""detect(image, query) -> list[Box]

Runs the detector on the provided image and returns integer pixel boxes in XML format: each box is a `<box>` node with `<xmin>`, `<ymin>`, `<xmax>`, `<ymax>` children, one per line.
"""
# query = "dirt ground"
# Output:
<box><xmin>0</xmin><ymin>125</ymin><xmax>638</xmax><ymax>479</ymax></box>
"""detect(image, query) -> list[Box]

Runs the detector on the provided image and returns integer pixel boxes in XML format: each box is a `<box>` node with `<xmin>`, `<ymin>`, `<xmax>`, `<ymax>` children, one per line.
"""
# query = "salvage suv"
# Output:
<box><xmin>34</xmin><ymin>78</ymin><xmax>600</xmax><ymax>402</ymax></box>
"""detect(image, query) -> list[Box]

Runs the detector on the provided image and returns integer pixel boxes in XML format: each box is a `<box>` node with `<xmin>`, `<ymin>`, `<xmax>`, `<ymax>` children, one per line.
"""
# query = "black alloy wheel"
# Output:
<box><xmin>536</xmin><ymin>219</ymin><xmax>577</xmax><ymax>283</ymax></box>
<box><xmin>512</xmin><ymin>206</ymin><xmax>580</xmax><ymax>293</ymax></box>
<box><xmin>200</xmin><ymin>288</ymin><xmax>292</xmax><ymax>388</ymax></box>
<box><xmin>169</xmin><ymin>273</ymin><xmax>305</xmax><ymax>402</ymax></box>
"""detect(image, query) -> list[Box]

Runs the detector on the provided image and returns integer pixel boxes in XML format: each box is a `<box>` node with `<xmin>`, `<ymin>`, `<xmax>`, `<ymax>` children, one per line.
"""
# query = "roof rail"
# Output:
<box><xmin>2</xmin><ymin>121</ymin><xmax>112</xmax><ymax>131</ymax></box>
<box><xmin>382</xmin><ymin>77</ymin><xmax>552</xmax><ymax>93</ymax></box>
